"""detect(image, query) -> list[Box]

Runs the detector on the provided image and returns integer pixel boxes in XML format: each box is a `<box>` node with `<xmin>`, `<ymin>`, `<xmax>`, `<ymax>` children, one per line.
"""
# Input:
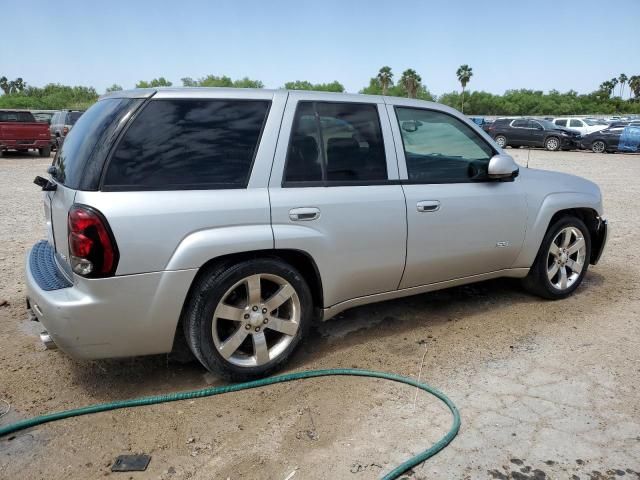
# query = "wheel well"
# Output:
<box><xmin>548</xmin><ymin>208</ymin><xmax>602</xmax><ymax>263</ymax></box>
<box><xmin>188</xmin><ymin>249</ymin><xmax>324</xmax><ymax>310</ymax></box>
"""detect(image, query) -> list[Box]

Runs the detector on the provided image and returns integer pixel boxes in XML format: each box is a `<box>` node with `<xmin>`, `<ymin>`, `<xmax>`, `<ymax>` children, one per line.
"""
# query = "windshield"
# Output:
<box><xmin>584</xmin><ymin>118</ymin><xmax>606</xmax><ymax>126</ymax></box>
<box><xmin>53</xmin><ymin>99</ymin><xmax>140</xmax><ymax>189</ymax></box>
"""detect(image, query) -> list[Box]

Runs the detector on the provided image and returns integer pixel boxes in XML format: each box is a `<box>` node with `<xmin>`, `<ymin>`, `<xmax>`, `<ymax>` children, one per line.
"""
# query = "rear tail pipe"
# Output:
<box><xmin>40</xmin><ymin>332</ymin><xmax>57</xmax><ymax>350</ymax></box>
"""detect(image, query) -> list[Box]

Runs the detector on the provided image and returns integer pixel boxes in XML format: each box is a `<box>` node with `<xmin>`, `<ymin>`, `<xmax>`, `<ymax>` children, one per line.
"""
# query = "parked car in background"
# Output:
<box><xmin>485</xmin><ymin>118</ymin><xmax>581</xmax><ymax>151</ymax></box>
<box><xmin>50</xmin><ymin>110</ymin><xmax>84</xmax><ymax>146</ymax></box>
<box><xmin>469</xmin><ymin>116</ymin><xmax>491</xmax><ymax>128</ymax></box>
<box><xmin>26</xmin><ymin>88</ymin><xmax>607</xmax><ymax>379</ymax></box>
<box><xmin>580</xmin><ymin>125</ymin><xmax>640</xmax><ymax>153</ymax></box>
<box><xmin>0</xmin><ymin>110</ymin><xmax>51</xmax><ymax>157</ymax></box>
<box><xmin>552</xmin><ymin>117</ymin><xmax>607</xmax><ymax>136</ymax></box>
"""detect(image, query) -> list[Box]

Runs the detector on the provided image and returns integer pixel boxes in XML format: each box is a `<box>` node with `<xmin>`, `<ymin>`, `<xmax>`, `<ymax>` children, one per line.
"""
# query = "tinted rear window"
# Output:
<box><xmin>0</xmin><ymin>111</ymin><xmax>35</xmax><ymax>122</ymax></box>
<box><xmin>66</xmin><ymin>111</ymin><xmax>83</xmax><ymax>125</ymax></box>
<box><xmin>52</xmin><ymin>99</ymin><xmax>141</xmax><ymax>189</ymax></box>
<box><xmin>103</xmin><ymin>99</ymin><xmax>270</xmax><ymax>190</ymax></box>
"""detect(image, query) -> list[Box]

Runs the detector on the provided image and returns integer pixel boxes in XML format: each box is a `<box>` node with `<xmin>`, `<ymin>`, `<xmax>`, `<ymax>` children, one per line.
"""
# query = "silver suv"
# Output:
<box><xmin>26</xmin><ymin>88</ymin><xmax>608</xmax><ymax>380</ymax></box>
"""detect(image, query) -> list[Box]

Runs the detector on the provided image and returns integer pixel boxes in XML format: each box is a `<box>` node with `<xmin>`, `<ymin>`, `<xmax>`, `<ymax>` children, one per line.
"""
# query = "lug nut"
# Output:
<box><xmin>263</xmin><ymin>318</ymin><xmax>268</xmax><ymax>324</ymax></box>
<box><xmin>244</xmin><ymin>313</ymin><xmax>250</xmax><ymax>319</ymax></box>
<box><xmin>262</xmin><ymin>308</ymin><xmax>267</xmax><ymax>314</ymax></box>
<box><xmin>252</xmin><ymin>306</ymin><xmax>258</xmax><ymax>311</ymax></box>
<box><xmin>255</xmin><ymin>326</ymin><xmax>261</xmax><ymax>332</ymax></box>
<box><xmin>245</xmin><ymin>324</ymin><xmax>251</xmax><ymax>330</ymax></box>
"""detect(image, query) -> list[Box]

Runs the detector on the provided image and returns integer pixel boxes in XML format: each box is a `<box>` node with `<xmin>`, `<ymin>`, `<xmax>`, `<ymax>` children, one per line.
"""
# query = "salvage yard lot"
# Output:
<box><xmin>0</xmin><ymin>149</ymin><xmax>639</xmax><ymax>479</ymax></box>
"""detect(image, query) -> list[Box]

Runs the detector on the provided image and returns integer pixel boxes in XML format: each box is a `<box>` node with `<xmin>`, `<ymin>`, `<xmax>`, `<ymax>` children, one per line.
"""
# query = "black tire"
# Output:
<box><xmin>183</xmin><ymin>257</ymin><xmax>313</xmax><ymax>381</ymax></box>
<box><xmin>39</xmin><ymin>146</ymin><xmax>51</xmax><ymax>157</ymax></box>
<box><xmin>522</xmin><ymin>216</ymin><xmax>591</xmax><ymax>300</ymax></box>
<box><xmin>544</xmin><ymin>136</ymin><xmax>561</xmax><ymax>151</ymax></box>
<box><xmin>494</xmin><ymin>135</ymin><xmax>507</xmax><ymax>148</ymax></box>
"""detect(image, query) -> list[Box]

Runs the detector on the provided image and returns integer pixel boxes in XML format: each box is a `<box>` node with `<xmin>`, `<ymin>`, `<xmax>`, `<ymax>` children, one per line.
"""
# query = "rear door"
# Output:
<box><xmin>269</xmin><ymin>92</ymin><xmax>407</xmax><ymax>307</ymax></box>
<box><xmin>509</xmin><ymin>119</ymin><xmax>529</xmax><ymax>145</ymax></box>
<box><xmin>388</xmin><ymin>103</ymin><xmax>527</xmax><ymax>288</ymax></box>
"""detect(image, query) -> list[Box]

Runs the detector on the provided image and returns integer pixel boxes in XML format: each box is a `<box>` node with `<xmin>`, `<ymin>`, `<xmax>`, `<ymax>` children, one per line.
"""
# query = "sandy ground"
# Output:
<box><xmin>0</xmin><ymin>148</ymin><xmax>638</xmax><ymax>480</ymax></box>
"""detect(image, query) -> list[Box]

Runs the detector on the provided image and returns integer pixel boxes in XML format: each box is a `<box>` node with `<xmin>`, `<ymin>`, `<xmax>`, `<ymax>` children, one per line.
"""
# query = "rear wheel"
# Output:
<box><xmin>39</xmin><ymin>146</ymin><xmax>51</xmax><ymax>157</ymax></box>
<box><xmin>522</xmin><ymin>216</ymin><xmax>591</xmax><ymax>300</ymax></box>
<box><xmin>592</xmin><ymin>140</ymin><xmax>606</xmax><ymax>153</ymax></box>
<box><xmin>495</xmin><ymin>135</ymin><xmax>507</xmax><ymax>148</ymax></box>
<box><xmin>183</xmin><ymin>258</ymin><xmax>313</xmax><ymax>381</ymax></box>
<box><xmin>545</xmin><ymin>136</ymin><xmax>560</xmax><ymax>151</ymax></box>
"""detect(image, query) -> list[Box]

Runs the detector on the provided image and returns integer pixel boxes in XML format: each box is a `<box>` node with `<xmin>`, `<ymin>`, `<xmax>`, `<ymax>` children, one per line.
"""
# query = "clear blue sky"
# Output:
<box><xmin>2</xmin><ymin>0</ymin><xmax>639</xmax><ymax>96</ymax></box>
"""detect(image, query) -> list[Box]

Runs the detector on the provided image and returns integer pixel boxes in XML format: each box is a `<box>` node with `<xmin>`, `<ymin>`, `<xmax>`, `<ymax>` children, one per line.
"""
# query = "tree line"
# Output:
<box><xmin>2</xmin><ymin>67</ymin><xmax>640</xmax><ymax>115</ymax></box>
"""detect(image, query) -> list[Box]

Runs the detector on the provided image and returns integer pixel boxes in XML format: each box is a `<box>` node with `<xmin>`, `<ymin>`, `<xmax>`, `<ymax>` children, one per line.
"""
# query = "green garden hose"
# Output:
<box><xmin>0</xmin><ymin>368</ymin><xmax>460</xmax><ymax>480</ymax></box>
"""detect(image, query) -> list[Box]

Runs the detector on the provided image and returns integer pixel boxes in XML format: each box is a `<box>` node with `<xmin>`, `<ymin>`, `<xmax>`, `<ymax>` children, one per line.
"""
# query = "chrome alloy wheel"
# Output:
<box><xmin>547</xmin><ymin>226</ymin><xmax>587</xmax><ymax>290</ymax></box>
<box><xmin>546</xmin><ymin>137</ymin><xmax>560</xmax><ymax>151</ymax></box>
<box><xmin>495</xmin><ymin>135</ymin><xmax>507</xmax><ymax>147</ymax></box>
<box><xmin>592</xmin><ymin>140</ymin><xmax>606</xmax><ymax>153</ymax></box>
<box><xmin>212</xmin><ymin>274</ymin><xmax>300</xmax><ymax>367</ymax></box>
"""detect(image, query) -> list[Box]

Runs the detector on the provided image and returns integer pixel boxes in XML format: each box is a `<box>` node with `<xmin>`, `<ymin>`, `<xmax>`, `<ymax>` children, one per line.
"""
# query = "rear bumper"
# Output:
<box><xmin>25</xmin><ymin>240</ymin><xmax>197</xmax><ymax>359</ymax></box>
<box><xmin>1</xmin><ymin>139</ymin><xmax>50</xmax><ymax>149</ymax></box>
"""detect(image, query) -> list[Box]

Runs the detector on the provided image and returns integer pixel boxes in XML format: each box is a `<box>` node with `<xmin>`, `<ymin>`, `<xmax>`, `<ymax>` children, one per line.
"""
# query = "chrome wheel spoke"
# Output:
<box><xmin>567</xmin><ymin>237</ymin><xmax>585</xmax><ymax>255</ymax></box>
<box><xmin>246</xmin><ymin>275</ymin><xmax>262</xmax><ymax>304</ymax></box>
<box><xmin>219</xmin><ymin>328</ymin><xmax>248</xmax><ymax>359</ymax></box>
<box><xmin>566</xmin><ymin>258</ymin><xmax>582</xmax><ymax>273</ymax></box>
<box><xmin>561</xmin><ymin>229</ymin><xmax>572</xmax><ymax>248</ymax></box>
<box><xmin>547</xmin><ymin>262</ymin><xmax>559</xmax><ymax>280</ymax></box>
<box><xmin>559</xmin><ymin>266</ymin><xmax>568</xmax><ymax>289</ymax></box>
<box><xmin>252</xmin><ymin>331</ymin><xmax>270</xmax><ymax>365</ymax></box>
<box><xmin>264</xmin><ymin>284</ymin><xmax>295</xmax><ymax>312</ymax></box>
<box><xmin>549</xmin><ymin>243</ymin><xmax>560</xmax><ymax>258</ymax></box>
<box><xmin>215</xmin><ymin>303</ymin><xmax>245</xmax><ymax>322</ymax></box>
<box><xmin>266</xmin><ymin>317</ymin><xmax>298</xmax><ymax>336</ymax></box>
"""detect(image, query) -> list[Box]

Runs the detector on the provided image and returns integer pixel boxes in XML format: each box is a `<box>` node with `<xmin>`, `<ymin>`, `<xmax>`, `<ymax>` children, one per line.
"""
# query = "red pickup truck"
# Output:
<box><xmin>0</xmin><ymin>110</ymin><xmax>51</xmax><ymax>157</ymax></box>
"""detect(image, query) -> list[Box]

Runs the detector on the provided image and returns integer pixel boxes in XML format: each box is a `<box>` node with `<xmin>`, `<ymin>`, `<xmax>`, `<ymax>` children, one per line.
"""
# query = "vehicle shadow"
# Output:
<box><xmin>65</xmin><ymin>265</ymin><xmax>625</xmax><ymax>402</ymax></box>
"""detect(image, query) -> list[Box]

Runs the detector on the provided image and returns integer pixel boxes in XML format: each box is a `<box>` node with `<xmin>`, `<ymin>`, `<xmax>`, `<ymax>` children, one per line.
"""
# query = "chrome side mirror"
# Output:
<box><xmin>488</xmin><ymin>154</ymin><xmax>519</xmax><ymax>179</ymax></box>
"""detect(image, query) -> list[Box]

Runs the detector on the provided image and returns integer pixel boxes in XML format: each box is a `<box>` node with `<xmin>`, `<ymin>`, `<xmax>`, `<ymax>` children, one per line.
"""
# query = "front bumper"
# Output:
<box><xmin>25</xmin><ymin>240</ymin><xmax>197</xmax><ymax>359</ymax></box>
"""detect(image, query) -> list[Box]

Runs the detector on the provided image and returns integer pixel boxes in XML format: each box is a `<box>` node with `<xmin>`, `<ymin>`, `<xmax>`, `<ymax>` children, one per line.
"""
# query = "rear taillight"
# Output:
<box><xmin>68</xmin><ymin>205</ymin><xmax>118</xmax><ymax>277</ymax></box>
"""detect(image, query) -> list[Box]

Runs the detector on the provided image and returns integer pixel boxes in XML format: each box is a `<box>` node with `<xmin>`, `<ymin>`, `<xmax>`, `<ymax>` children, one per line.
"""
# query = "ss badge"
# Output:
<box><xmin>496</xmin><ymin>241</ymin><xmax>510</xmax><ymax>248</ymax></box>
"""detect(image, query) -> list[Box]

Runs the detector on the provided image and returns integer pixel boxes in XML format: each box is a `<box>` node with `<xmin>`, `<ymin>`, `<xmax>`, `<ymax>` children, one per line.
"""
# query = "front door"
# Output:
<box><xmin>269</xmin><ymin>93</ymin><xmax>407</xmax><ymax>307</ymax></box>
<box><xmin>388</xmin><ymin>104</ymin><xmax>528</xmax><ymax>289</ymax></box>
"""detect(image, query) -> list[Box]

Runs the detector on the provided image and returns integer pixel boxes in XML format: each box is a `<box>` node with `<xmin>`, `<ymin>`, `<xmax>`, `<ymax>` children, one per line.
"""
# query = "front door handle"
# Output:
<box><xmin>289</xmin><ymin>207</ymin><xmax>320</xmax><ymax>221</ymax></box>
<box><xmin>416</xmin><ymin>200</ymin><xmax>440</xmax><ymax>212</ymax></box>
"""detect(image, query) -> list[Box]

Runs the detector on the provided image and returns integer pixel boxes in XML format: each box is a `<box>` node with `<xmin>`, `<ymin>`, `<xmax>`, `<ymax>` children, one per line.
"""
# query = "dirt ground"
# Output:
<box><xmin>0</xmin><ymin>148</ymin><xmax>638</xmax><ymax>480</ymax></box>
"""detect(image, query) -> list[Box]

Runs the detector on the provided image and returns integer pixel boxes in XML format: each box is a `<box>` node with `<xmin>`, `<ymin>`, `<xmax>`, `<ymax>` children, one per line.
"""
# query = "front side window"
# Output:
<box><xmin>569</xmin><ymin>119</ymin><xmax>582</xmax><ymax>127</ymax></box>
<box><xmin>284</xmin><ymin>101</ymin><xmax>387</xmax><ymax>185</ymax></box>
<box><xmin>555</xmin><ymin>119</ymin><xmax>568</xmax><ymax>126</ymax></box>
<box><xmin>104</xmin><ymin>99</ymin><xmax>270</xmax><ymax>190</ymax></box>
<box><xmin>396</xmin><ymin>107</ymin><xmax>494</xmax><ymax>183</ymax></box>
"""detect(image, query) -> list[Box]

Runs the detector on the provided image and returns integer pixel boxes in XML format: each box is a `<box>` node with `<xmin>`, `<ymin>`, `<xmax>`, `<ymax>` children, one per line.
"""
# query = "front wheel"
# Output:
<box><xmin>522</xmin><ymin>216</ymin><xmax>591</xmax><ymax>300</ymax></box>
<box><xmin>183</xmin><ymin>258</ymin><xmax>313</xmax><ymax>381</ymax></box>
<box><xmin>545</xmin><ymin>136</ymin><xmax>561</xmax><ymax>151</ymax></box>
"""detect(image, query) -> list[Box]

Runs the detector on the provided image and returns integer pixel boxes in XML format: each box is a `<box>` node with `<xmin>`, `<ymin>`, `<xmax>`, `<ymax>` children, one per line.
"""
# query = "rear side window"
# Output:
<box><xmin>52</xmin><ymin>98</ymin><xmax>142</xmax><ymax>189</ymax></box>
<box><xmin>66</xmin><ymin>111</ymin><xmax>83</xmax><ymax>125</ymax></box>
<box><xmin>104</xmin><ymin>99</ymin><xmax>270</xmax><ymax>190</ymax></box>
<box><xmin>555</xmin><ymin>119</ymin><xmax>568</xmax><ymax>126</ymax></box>
<box><xmin>512</xmin><ymin>119</ymin><xmax>528</xmax><ymax>128</ymax></box>
<box><xmin>284</xmin><ymin>101</ymin><xmax>387</xmax><ymax>185</ymax></box>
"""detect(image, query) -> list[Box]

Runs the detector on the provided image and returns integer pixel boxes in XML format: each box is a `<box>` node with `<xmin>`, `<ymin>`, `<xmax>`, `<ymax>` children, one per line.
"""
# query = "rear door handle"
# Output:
<box><xmin>416</xmin><ymin>200</ymin><xmax>440</xmax><ymax>212</ymax></box>
<box><xmin>289</xmin><ymin>207</ymin><xmax>320</xmax><ymax>221</ymax></box>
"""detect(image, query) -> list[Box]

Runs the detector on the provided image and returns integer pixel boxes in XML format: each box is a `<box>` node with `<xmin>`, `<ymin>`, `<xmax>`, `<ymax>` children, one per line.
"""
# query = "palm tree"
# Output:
<box><xmin>618</xmin><ymin>73</ymin><xmax>628</xmax><ymax>98</ymax></box>
<box><xmin>629</xmin><ymin>75</ymin><xmax>640</xmax><ymax>99</ymax></box>
<box><xmin>400</xmin><ymin>69</ymin><xmax>421</xmax><ymax>98</ymax></box>
<box><xmin>456</xmin><ymin>64</ymin><xmax>473</xmax><ymax>113</ymax></box>
<box><xmin>610</xmin><ymin>77</ymin><xmax>619</xmax><ymax>97</ymax></box>
<box><xmin>377</xmin><ymin>66</ymin><xmax>393</xmax><ymax>96</ymax></box>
